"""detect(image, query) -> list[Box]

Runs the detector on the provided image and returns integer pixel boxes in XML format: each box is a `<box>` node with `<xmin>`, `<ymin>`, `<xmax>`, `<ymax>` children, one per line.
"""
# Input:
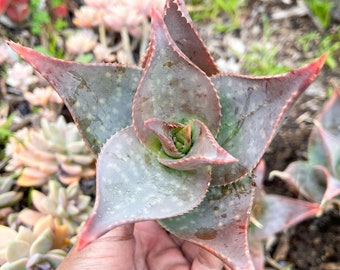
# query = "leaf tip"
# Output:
<box><xmin>75</xmin><ymin>220</ymin><xmax>96</xmax><ymax>251</ymax></box>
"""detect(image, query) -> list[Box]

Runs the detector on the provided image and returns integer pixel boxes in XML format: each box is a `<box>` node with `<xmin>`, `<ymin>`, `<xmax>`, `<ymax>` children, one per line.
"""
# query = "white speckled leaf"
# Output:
<box><xmin>141</xmin><ymin>0</ymin><xmax>218</xmax><ymax>76</ymax></box>
<box><xmin>7</xmin><ymin>41</ymin><xmax>142</xmax><ymax>154</ymax></box>
<box><xmin>159</xmin><ymin>176</ymin><xmax>255</xmax><ymax>270</ymax></box>
<box><xmin>163</xmin><ymin>0</ymin><xmax>219</xmax><ymax>76</ymax></box>
<box><xmin>133</xmin><ymin>11</ymin><xmax>221</xmax><ymax>151</ymax></box>
<box><xmin>77</xmin><ymin>126</ymin><xmax>211</xmax><ymax>249</ymax></box>
<box><xmin>211</xmin><ymin>54</ymin><xmax>327</xmax><ymax>185</ymax></box>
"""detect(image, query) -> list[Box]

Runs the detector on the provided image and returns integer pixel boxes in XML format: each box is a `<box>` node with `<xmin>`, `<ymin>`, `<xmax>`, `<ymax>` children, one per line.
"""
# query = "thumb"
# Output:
<box><xmin>57</xmin><ymin>224</ymin><xmax>135</xmax><ymax>270</ymax></box>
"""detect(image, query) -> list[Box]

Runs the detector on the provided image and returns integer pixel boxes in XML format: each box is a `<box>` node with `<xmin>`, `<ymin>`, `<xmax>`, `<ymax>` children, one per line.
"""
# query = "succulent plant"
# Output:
<box><xmin>73</xmin><ymin>0</ymin><xmax>165</xmax><ymax>36</ymax></box>
<box><xmin>270</xmin><ymin>89</ymin><xmax>340</xmax><ymax>205</ymax></box>
<box><xmin>248</xmin><ymin>161</ymin><xmax>320</xmax><ymax>269</ymax></box>
<box><xmin>13</xmin><ymin>180</ymin><xmax>92</xmax><ymax>237</ymax></box>
<box><xmin>247</xmin><ymin>90</ymin><xmax>340</xmax><ymax>269</ymax></box>
<box><xmin>5</xmin><ymin>62</ymin><xmax>39</xmax><ymax>92</ymax></box>
<box><xmin>5</xmin><ymin>116</ymin><xmax>95</xmax><ymax>186</ymax></box>
<box><xmin>0</xmin><ymin>225</ymin><xmax>66</xmax><ymax>269</ymax></box>
<box><xmin>7</xmin><ymin>0</ymin><xmax>326</xmax><ymax>268</ymax></box>
<box><xmin>0</xmin><ymin>175</ymin><xmax>23</xmax><ymax>209</ymax></box>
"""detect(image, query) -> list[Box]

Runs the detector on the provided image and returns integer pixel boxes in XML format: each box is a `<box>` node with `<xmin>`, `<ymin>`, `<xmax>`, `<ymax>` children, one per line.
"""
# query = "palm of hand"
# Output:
<box><xmin>58</xmin><ymin>221</ymin><xmax>224</xmax><ymax>270</ymax></box>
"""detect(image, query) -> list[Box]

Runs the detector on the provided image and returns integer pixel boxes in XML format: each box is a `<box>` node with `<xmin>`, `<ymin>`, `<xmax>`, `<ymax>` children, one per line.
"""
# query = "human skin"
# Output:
<box><xmin>57</xmin><ymin>221</ymin><xmax>224</xmax><ymax>270</ymax></box>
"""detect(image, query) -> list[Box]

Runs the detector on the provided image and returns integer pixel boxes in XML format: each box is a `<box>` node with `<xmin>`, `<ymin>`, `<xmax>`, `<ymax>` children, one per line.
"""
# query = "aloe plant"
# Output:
<box><xmin>270</xmin><ymin>89</ymin><xmax>340</xmax><ymax>205</ymax></box>
<box><xmin>248</xmin><ymin>90</ymin><xmax>340</xmax><ymax>269</ymax></box>
<box><xmin>7</xmin><ymin>0</ymin><xmax>326</xmax><ymax>268</ymax></box>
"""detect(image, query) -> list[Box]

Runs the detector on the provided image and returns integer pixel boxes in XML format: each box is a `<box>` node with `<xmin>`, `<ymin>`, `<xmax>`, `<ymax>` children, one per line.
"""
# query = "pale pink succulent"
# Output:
<box><xmin>93</xmin><ymin>44</ymin><xmax>115</xmax><ymax>62</ymax></box>
<box><xmin>0</xmin><ymin>42</ymin><xmax>17</xmax><ymax>64</ymax></box>
<box><xmin>84</xmin><ymin>0</ymin><xmax>113</xmax><ymax>9</ymax></box>
<box><xmin>73</xmin><ymin>0</ymin><xmax>166</xmax><ymax>37</ymax></box>
<box><xmin>5</xmin><ymin>116</ymin><xmax>96</xmax><ymax>186</ymax></box>
<box><xmin>131</xmin><ymin>0</ymin><xmax>166</xmax><ymax>16</ymax></box>
<box><xmin>65</xmin><ymin>29</ymin><xmax>98</xmax><ymax>55</ymax></box>
<box><xmin>6</xmin><ymin>62</ymin><xmax>39</xmax><ymax>91</ymax></box>
<box><xmin>23</xmin><ymin>86</ymin><xmax>63</xmax><ymax>107</ymax></box>
<box><xmin>72</xmin><ymin>6</ymin><xmax>103</xmax><ymax>28</ymax></box>
<box><xmin>103</xmin><ymin>5</ymin><xmax>144</xmax><ymax>37</ymax></box>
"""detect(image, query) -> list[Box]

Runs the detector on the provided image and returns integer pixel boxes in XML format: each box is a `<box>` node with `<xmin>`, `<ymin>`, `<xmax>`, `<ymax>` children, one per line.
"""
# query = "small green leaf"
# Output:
<box><xmin>29</xmin><ymin>229</ymin><xmax>53</xmax><ymax>256</ymax></box>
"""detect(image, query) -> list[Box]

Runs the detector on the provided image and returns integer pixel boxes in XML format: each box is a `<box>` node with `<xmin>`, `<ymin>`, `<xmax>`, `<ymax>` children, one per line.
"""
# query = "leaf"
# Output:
<box><xmin>270</xmin><ymin>161</ymin><xmax>326</xmax><ymax>203</ymax></box>
<box><xmin>317</xmin><ymin>89</ymin><xmax>340</xmax><ymax>135</ymax></box>
<box><xmin>249</xmin><ymin>194</ymin><xmax>319</xmax><ymax>240</ymax></box>
<box><xmin>159</xmin><ymin>176</ymin><xmax>255</xmax><ymax>270</ymax></box>
<box><xmin>7</xmin><ymin>41</ymin><xmax>142</xmax><ymax>154</ymax></box>
<box><xmin>77</xmin><ymin>126</ymin><xmax>211</xmax><ymax>250</ymax></box>
<box><xmin>309</xmin><ymin>122</ymin><xmax>340</xmax><ymax>178</ymax></box>
<box><xmin>248</xmin><ymin>239</ymin><xmax>264</xmax><ymax>270</ymax></box>
<box><xmin>133</xmin><ymin>10</ymin><xmax>221</xmax><ymax>152</ymax></box>
<box><xmin>163</xmin><ymin>0</ymin><xmax>219</xmax><ymax>76</ymax></box>
<box><xmin>29</xmin><ymin>229</ymin><xmax>53</xmax><ymax>256</ymax></box>
<box><xmin>314</xmin><ymin>165</ymin><xmax>340</xmax><ymax>203</ymax></box>
<box><xmin>150</xmin><ymin>119</ymin><xmax>237</xmax><ymax>170</ymax></box>
<box><xmin>6</xmin><ymin>240</ymin><xmax>30</xmax><ymax>262</ymax></box>
<box><xmin>0</xmin><ymin>225</ymin><xmax>17</xmax><ymax>258</ymax></box>
<box><xmin>211</xmin><ymin>53</ymin><xmax>328</xmax><ymax>185</ymax></box>
<box><xmin>141</xmin><ymin>0</ymin><xmax>219</xmax><ymax>76</ymax></box>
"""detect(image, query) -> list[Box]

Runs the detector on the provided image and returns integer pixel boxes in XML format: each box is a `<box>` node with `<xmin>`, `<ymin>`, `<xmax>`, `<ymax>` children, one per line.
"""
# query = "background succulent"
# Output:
<box><xmin>270</xmin><ymin>89</ymin><xmax>340</xmax><ymax>206</ymax></box>
<box><xmin>0</xmin><ymin>175</ymin><xmax>23</xmax><ymax>209</ymax></box>
<box><xmin>13</xmin><ymin>180</ymin><xmax>92</xmax><ymax>237</ymax></box>
<box><xmin>248</xmin><ymin>90</ymin><xmax>340</xmax><ymax>269</ymax></box>
<box><xmin>5</xmin><ymin>116</ymin><xmax>95</xmax><ymax>186</ymax></box>
<box><xmin>0</xmin><ymin>225</ymin><xmax>66</xmax><ymax>270</ymax></box>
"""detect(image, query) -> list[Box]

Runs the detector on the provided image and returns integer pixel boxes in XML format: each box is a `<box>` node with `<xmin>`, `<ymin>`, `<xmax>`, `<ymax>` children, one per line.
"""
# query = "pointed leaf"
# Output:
<box><xmin>159</xmin><ymin>176</ymin><xmax>255</xmax><ymax>270</ymax></box>
<box><xmin>314</xmin><ymin>165</ymin><xmax>340</xmax><ymax>203</ymax></box>
<box><xmin>153</xmin><ymin>119</ymin><xmax>237</xmax><ymax>170</ymax></box>
<box><xmin>250</xmin><ymin>194</ymin><xmax>319</xmax><ymax>240</ymax></box>
<box><xmin>308</xmin><ymin>124</ymin><xmax>330</xmax><ymax>169</ymax></box>
<box><xmin>317</xmin><ymin>89</ymin><xmax>340</xmax><ymax>135</ymax></box>
<box><xmin>309</xmin><ymin>123</ymin><xmax>340</xmax><ymax>177</ymax></box>
<box><xmin>7</xmin><ymin>41</ymin><xmax>142</xmax><ymax>154</ymax></box>
<box><xmin>133</xmin><ymin>11</ymin><xmax>221</xmax><ymax>152</ymax></box>
<box><xmin>77</xmin><ymin>126</ymin><xmax>211</xmax><ymax>250</ymax></box>
<box><xmin>211</xmin><ymin>53</ymin><xmax>327</xmax><ymax>185</ymax></box>
<box><xmin>270</xmin><ymin>161</ymin><xmax>326</xmax><ymax>203</ymax></box>
<box><xmin>272</xmin><ymin>151</ymin><xmax>340</xmax><ymax>204</ymax></box>
<box><xmin>163</xmin><ymin>0</ymin><xmax>219</xmax><ymax>76</ymax></box>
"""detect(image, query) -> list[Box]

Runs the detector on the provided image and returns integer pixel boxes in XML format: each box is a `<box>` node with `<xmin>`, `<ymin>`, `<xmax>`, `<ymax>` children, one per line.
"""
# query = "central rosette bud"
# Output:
<box><xmin>171</xmin><ymin>123</ymin><xmax>192</xmax><ymax>156</ymax></box>
<box><xmin>144</xmin><ymin>118</ymin><xmax>196</xmax><ymax>159</ymax></box>
<box><xmin>144</xmin><ymin>118</ymin><xmax>237</xmax><ymax>170</ymax></box>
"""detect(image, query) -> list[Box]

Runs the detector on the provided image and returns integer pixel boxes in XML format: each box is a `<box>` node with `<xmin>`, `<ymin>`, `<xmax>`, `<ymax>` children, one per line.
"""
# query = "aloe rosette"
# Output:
<box><xmin>270</xmin><ymin>89</ymin><xmax>340</xmax><ymax>205</ymax></box>
<box><xmin>7</xmin><ymin>0</ymin><xmax>326</xmax><ymax>268</ymax></box>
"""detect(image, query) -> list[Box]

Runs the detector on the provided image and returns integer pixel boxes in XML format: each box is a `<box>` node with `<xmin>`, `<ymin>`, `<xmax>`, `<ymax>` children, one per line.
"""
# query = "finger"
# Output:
<box><xmin>191</xmin><ymin>248</ymin><xmax>224</xmax><ymax>270</ymax></box>
<box><xmin>58</xmin><ymin>224</ymin><xmax>135</xmax><ymax>270</ymax></box>
<box><xmin>134</xmin><ymin>221</ymin><xmax>190</xmax><ymax>270</ymax></box>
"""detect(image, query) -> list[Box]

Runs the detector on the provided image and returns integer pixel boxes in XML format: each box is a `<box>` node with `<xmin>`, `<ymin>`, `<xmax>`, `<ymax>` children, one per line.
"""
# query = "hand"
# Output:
<box><xmin>57</xmin><ymin>221</ymin><xmax>224</xmax><ymax>270</ymax></box>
